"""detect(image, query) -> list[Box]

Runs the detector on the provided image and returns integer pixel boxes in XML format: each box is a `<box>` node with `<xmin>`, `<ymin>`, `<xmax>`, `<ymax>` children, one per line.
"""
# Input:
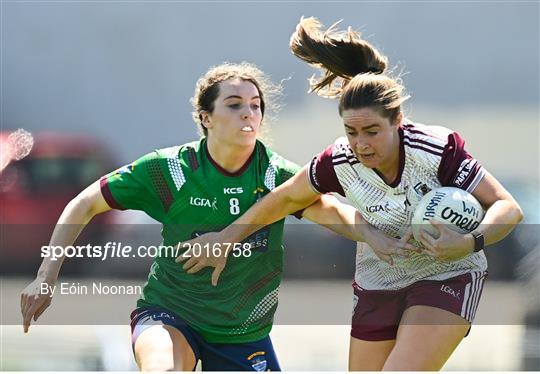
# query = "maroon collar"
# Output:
<box><xmin>204</xmin><ymin>140</ymin><xmax>256</xmax><ymax>177</ymax></box>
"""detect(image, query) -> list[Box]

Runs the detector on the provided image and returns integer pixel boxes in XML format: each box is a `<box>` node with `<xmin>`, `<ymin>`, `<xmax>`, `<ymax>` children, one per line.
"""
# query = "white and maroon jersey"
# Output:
<box><xmin>308</xmin><ymin>120</ymin><xmax>488</xmax><ymax>290</ymax></box>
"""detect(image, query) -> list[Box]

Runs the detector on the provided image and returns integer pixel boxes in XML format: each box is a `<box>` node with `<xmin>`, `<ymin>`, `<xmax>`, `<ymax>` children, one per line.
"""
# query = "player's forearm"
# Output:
<box><xmin>220</xmin><ymin>166</ymin><xmax>320</xmax><ymax>243</ymax></box>
<box><xmin>37</xmin><ymin>197</ymin><xmax>96</xmax><ymax>280</ymax></box>
<box><xmin>302</xmin><ymin>195</ymin><xmax>357</xmax><ymax>240</ymax></box>
<box><xmin>334</xmin><ymin>209</ymin><xmax>377</xmax><ymax>243</ymax></box>
<box><xmin>37</xmin><ymin>181</ymin><xmax>112</xmax><ymax>279</ymax></box>
<box><xmin>470</xmin><ymin>199</ymin><xmax>523</xmax><ymax>248</ymax></box>
<box><xmin>311</xmin><ymin>212</ymin><xmax>363</xmax><ymax>242</ymax></box>
<box><xmin>303</xmin><ymin>199</ymin><xmax>389</xmax><ymax>249</ymax></box>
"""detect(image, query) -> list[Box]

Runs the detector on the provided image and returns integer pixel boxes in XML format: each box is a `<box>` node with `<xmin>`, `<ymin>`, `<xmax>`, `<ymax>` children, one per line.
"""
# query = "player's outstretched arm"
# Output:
<box><xmin>20</xmin><ymin>180</ymin><xmax>111</xmax><ymax>333</ymax></box>
<box><xmin>178</xmin><ymin>165</ymin><xmax>321</xmax><ymax>284</ymax></box>
<box><xmin>179</xmin><ymin>166</ymin><xmax>420</xmax><ymax>280</ymax></box>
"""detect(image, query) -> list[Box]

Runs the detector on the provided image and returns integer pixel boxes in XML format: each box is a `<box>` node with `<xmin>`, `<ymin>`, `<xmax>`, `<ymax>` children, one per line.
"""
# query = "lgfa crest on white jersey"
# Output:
<box><xmin>309</xmin><ymin>121</ymin><xmax>488</xmax><ymax>290</ymax></box>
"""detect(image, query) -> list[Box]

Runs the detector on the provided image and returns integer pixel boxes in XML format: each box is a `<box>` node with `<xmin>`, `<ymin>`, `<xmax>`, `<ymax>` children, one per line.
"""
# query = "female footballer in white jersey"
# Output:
<box><xmin>181</xmin><ymin>18</ymin><xmax>524</xmax><ymax>370</ymax></box>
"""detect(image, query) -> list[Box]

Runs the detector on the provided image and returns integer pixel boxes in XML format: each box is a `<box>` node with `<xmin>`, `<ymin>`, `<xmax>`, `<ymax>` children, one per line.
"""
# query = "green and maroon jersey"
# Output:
<box><xmin>100</xmin><ymin>138</ymin><xmax>299</xmax><ymax>343</ymax></box>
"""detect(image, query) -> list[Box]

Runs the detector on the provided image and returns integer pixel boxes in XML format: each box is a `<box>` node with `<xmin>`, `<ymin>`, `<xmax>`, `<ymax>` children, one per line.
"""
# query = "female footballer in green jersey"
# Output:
<box><xmin>20</xmin><ymin>62</ymin><xmax>409</xmax><ymax>371</ymax></box>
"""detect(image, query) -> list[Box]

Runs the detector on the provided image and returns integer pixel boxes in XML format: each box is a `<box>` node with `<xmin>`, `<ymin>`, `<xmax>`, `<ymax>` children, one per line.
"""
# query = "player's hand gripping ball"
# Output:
<box><xmin>411</xmin><ymin>187</ymin><xmax>485</xmax><ymax>243</ymax></box>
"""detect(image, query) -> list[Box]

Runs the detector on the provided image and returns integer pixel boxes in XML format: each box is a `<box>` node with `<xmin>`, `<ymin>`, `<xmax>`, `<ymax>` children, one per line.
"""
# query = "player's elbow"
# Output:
<box><xmin>63</xmin><ymin>198</ymin><xmax>92</xmax><ymax>222</ymax></box>
<box><xmin>499</xmin><ymin>197</ymin><xmax>524</xmax><ymax>225</ymax></box>
<box><xmin>63</xmin><ymin>193</ymin><xmax>100</xmax><ymax>224</ymax></box>
<box><xmin>512</xmin><ymin>201</ymin><xmax>524</xmax><ymax>224</ymax></box>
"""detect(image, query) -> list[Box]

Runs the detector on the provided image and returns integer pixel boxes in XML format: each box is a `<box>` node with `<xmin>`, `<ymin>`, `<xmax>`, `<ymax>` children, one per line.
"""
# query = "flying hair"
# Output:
<box><xmin>290</xmin><ymin>17</ymin><xmax>388</xmax><ymax>97</ymax></box>
<box><xmin>290</xmin><ymin>17</ymin><xmax>409</xmax><ymax>121</ymax></box>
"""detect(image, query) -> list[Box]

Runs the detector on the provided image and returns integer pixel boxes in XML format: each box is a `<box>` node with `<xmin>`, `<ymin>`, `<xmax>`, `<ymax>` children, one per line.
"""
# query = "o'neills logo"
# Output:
<box><xmin>190</xmin><ymin>197</ymin><xmax>218</xmax><ymax>211</ymax></box>
<box><xmin>441</xmin><ymin>285</ymin><xmax>461</xmax><ymax>300</ymax></box>
<box><xmin>440</xmin><ymin>206</ymin><xmax>480</xmax><ymax>231</ymax></box>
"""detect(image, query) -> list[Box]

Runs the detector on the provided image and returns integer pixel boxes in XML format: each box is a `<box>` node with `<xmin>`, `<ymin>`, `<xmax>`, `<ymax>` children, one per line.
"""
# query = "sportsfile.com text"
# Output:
<box><xmin>40</xmin><ymin>242</ymin><xmax>253</xmax><ymax>261</ymax></box>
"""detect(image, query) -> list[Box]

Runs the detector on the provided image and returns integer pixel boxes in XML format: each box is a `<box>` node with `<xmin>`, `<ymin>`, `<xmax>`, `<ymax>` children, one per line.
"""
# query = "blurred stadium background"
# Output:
<box><xmin>1</xmin><ymin>2</ymin><xmax>538</xmax><ymax>371</ymax></box>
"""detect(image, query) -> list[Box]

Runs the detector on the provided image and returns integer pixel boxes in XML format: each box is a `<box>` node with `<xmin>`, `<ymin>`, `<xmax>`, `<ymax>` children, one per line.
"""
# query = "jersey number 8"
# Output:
<box><xmin>229</xmin><ymin>198</ymin><xmax>240</xmax><ymax>215</ymax></box>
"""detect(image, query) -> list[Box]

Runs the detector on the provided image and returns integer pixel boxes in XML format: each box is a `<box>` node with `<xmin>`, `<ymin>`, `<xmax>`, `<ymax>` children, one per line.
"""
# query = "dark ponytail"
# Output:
<box><xmin>290</xmin><ymin>17</ymin><xmax>388</xmax><ymax>97</ymax></box>
<box><xmin>290</xmin><ymin>17</ymin><xmax>409</xmax><ymax>122</ymax></box>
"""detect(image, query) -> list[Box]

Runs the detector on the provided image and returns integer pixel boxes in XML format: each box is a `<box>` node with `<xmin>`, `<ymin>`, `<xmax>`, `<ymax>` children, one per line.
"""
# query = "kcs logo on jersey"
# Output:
<box><xmin>224</xmin><ymin>187</ymin><xmax>243</xmax><ymax>194</ymax></box>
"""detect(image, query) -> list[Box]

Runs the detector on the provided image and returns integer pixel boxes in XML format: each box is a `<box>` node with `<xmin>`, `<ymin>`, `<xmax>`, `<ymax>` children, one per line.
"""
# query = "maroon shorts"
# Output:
<box><xmin>351</xmin><ymin>271</ymin><xmax>487</xmax><ymax>341</ymax></box>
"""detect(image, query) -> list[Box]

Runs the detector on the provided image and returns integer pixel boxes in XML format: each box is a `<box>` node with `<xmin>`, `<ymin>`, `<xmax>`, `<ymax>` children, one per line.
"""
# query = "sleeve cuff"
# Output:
<box><xmin>99</xmin><ymin>176</ymin><xmax>125</xmax><ymax>210</ymax></box>
<box><xmin>306</xmin><ymin>161</ymin><xmax>326</xmax><ymax>194</ymax></box>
